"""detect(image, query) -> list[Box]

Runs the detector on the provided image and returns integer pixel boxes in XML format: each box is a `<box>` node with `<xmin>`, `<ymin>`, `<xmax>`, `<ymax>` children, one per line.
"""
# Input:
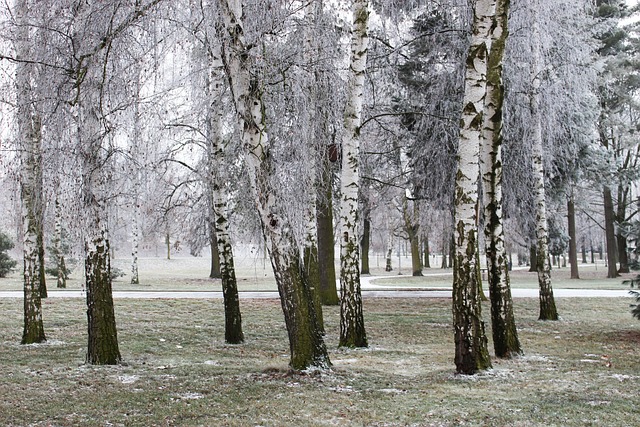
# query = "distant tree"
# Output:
<box><xmin>0</xmin><ymin>232</ymin><xmax>17</xmax><ymax>278</ymax></box>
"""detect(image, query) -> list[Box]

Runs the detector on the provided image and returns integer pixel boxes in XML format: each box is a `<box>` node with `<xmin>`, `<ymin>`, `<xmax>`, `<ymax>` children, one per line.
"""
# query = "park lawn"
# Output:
<box><xmin>0</xmin><ymin>255</ymin><xmax>631</xmax><ymax>292</ymax></box>
<box><xmin>0</xmin><ymin>296</ymin><xmax>638</xmax><ymax>426</ymax></box>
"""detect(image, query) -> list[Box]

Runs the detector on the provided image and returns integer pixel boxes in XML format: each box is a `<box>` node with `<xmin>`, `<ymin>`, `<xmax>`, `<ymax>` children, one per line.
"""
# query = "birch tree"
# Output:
<box><xmin>203</xmin><ymin>23</ymin><xmax>244</xmax><ymax>343</ymax></box>
<box><xmin>452</xmin><ymin>0</ymin><xmax>493</xmax><ymax>374</ymax></box>
<box><xmin>479</xmin><ymin>0</ymin><xmax>521</xmax><ymax>357</ymax></box>
<box><xmin>529</xmin><ymin>2</ymin><xmax>558</xmax><ymax>321</ymax></box>
<box><xmin>15</xmin><ymin>0</ymin><xmax>46</xmax><ymax>344</ymax></box>
<box><xmin>71</xmin><ymin>0</ymin><xmax>162</xmax><ymax>364</ymax></box>
<box><xmin>338</xmin><ymin>0</ymin><xmax>369</xmax><ymax>349</ymax></box>
<box><xmin>216</xmin><ymin>0</ymin><xmax>329</xmax><ymax>370</ymax></box>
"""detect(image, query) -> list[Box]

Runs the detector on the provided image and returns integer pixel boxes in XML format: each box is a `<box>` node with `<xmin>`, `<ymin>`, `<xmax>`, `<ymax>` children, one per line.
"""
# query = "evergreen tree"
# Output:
<box><xmin>0</xmin><ymin>232</ymin><xmax>17</xmax><ymax>278</ymax></box>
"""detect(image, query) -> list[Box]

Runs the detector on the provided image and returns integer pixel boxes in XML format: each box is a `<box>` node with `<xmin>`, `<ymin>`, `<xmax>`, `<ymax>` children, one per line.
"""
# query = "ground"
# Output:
<box><xmin>0</xmin><ymin>254</ymin><xmax>638</xmax><ymax>426</ymax></box>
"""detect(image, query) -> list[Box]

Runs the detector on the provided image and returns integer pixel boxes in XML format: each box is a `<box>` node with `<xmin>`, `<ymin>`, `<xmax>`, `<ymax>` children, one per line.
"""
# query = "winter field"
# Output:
<box><xmin>0</xmin><ymin>254</ymin><xmax>639</xmax><ymax>426</ymax></box>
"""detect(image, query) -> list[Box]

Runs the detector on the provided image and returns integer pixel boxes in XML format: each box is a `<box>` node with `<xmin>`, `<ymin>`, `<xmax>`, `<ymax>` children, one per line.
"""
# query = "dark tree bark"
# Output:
<box><xmin>317</xmin><ymin>165</ymin><xmax>339</xmax><ymax>305</ymax></box>
<box><xmin>423</xmin><ymin>233</ymin><xmax>431</xmax><ymax>268</ymax></box>
<box><xmin>567</xmin><ymin>197</ymin><xmax>580</xmax><ymax>279</ymax></box>
<box><xmin>529</xmin><ymin>244</ymin><xmax>537</xmax><ymax>272</ymax></box>
<box><xmin>304</xmin><ymin>243</ymin><xmax>324</xmax><ymax>333</ymax></box>
<box><xmin>616</xmin><ymin>185</ymin><xmax>630</xmax><ymax>273</ymax></box>
<box><xmin>581</xmin><ymin>243</ymin><xmax>587</xmax><ymax>264</ymax></box>
<box><xmin>410</xmin><ymin>235</ymin><xmax>422</xmax><ymax>276</ymax></box>
<box><xmin>209</xmin><ymin>225</ymin><xmax>221</xmax><ymax>279</ymax></box>
<box><xmin>603</xmin><ymin>186</ymin><xmax>619</xmax><ymax>278</ymax></box>
<box><xmin>361</xmin><ymin>215</ymin><xmax>371</xmax><ymax>274</ymax></box>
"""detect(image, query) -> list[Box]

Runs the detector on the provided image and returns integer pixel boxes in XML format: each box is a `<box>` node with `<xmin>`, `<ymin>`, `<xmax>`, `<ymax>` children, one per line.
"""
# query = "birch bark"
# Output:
<box><xmin>16</xmin><ymin>0</ymin><xmax>46</xmax><ymax>345</ymax></box>
<box><xmin>530</xmin><ymin>4</ymin><xmax>558</xmax><ymax>321</ymax></box>
<box><xmin>453</xmin><ymin>0</ymin><xmax>493</xmax><ymax>374</ymax></box>
<box><xmin>338</xmin><ymin>0</ymin><xmax>369</xmax><ymax>348</ymax></box>
<box><xmin>217</xmin><ymin>0</ymin><xmax>328</xmax><ymax>369</ymax></box>
<box><xmin>130</xmin><ymin>70</ymin><xmax>142</xmax><ymax>286</ymax></box>
<box><xmin>479</xmin><ymin>0</ymin><xmax>522</xmax><ymax>358</ymax></box>
<box><xmin>206</xmin><ymin>42</ymin><xmax>243</xmax><ymax>344</ymax></box>
<box><xmin>77</xmin><ymin>75</ymin><xmax>122</xmax><ymax>364</ymax></box>
<box><xmin>53</xmin><ymin>196</ymin><xmax>66</xmax><ymax>288</ymax></box>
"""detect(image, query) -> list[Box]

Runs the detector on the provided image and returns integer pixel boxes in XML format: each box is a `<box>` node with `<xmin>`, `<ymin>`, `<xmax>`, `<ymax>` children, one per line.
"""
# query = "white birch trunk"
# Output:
<box><xmin>130</xmin><ymin>71</ymin><xmax>142</xmax><ymax>285</ymax></box>
<box><xmin>338</xmin><ymin>0</ymin><xmax>369</xmax><ymax>348</ymax></box>
<box><xmin>480</xmin><ymin>0</ymin><xmax>522</xmax><ymax>357</ymax></box>
<box><xmin>218</xmin><ymin>0</ymin><xmax>328</xmax><ymax>369</ymax></box>
<box><xmin>16</xmin><ymin>0</ymin><xmax>46</xmax><ymax>345</ymax></box>
<box><xmin>206</xmin><ymin>41</ymin><xmax>244</xmax><ymax>344</ymax></box>
<box><xmin>453</xmin><ymin>0</ymin><xmax>494</xmax><ymax>374</ymax></box>
<box><xmin>54</xmin><ymin>196</ymin><xmax>66</xmax><ymax>288</ymax></box>
<box><xmin>74</xmin><ymin>48</ymin><xmax>121</xmax><ymax>363</ymax></box>
<box><xmin>530</xmin><ymin>3</ymin><xmax>558</xmax><ymax>321</ymax></box>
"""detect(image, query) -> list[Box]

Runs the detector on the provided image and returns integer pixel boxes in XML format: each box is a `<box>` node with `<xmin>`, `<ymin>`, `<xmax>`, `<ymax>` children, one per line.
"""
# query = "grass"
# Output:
<box><xmin>0</xmin><ymin>294</ymin><xmax>639</xmax><ymax>426</ymax></box>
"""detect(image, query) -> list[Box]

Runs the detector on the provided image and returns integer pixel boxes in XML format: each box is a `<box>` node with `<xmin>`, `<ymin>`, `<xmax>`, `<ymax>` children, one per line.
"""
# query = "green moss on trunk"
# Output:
<box><xmin>85</xmin><ymin>237</ymin><xmax>121</xmax><ymax>365</ymax></box>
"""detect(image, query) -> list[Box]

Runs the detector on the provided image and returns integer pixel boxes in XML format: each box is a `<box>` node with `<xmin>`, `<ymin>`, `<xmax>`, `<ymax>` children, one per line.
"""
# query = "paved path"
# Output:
<box><xmin>0</xmin><ymin>287</ymin><xmax>630</xmax><ymax>300</ymax></box>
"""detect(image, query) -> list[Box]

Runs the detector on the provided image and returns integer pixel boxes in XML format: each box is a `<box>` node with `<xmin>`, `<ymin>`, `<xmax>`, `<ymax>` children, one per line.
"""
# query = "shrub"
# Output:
<box><xmin>623</xmin><ymin>221</ymin><xmax>640</xmax><ymax>319</ymax></box>
<box><xmin>0</xmin><ymin>231</ymin><xmax>18</xmax><ymax>278</ymax></box>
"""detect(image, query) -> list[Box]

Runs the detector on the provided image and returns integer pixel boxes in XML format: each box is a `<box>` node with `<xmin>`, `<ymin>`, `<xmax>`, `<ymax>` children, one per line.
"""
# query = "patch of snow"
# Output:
<box><xmin>379</xmin><ymin>388</ymin><xmax>407</xmax><ymax>394</ymax></box>
<box><xmin>519</xmin><ymin>355</ymin><xmax>550</xmax><ymax>363</ymax></box>
<box><xmin>328</xmin><ymin>385</ymin><xmax>356</xmax><ymax>393</ymax></box>
<box><xmin>333</xmin><ymin>358</ymin><xmax>359</xmax><ymax>364</ymax></box>
<box><xmin>21</xmin><ymin>339</ymin><xmax>66</xmax><ymax>347</ymax></box>
<box><xmin>580</xmin><ymin>359</ymin><xmax>600</xmax><ymax>363</ymax></box>
<box><xmin>610</xmin><ymin>374</ymin><xmax>638</xmax><ymax>382</ymax></box>
<box><xmin>175</xmin><ymin>392</ymin><xmax>204</xmax><ymax>400</ymax></box>
<box><xmin>586</xmin><ymin>400</ymin><xmax>610</xmax><ymax>406</ymax></box>
<box><xmin>204</xmin><ymin>360</ymin><xmax>221</xmax><ymax>366</ymax></box>
<box><xmin>118</xmin><ymin>375</ymin><xmax>139</xmax><ymax>384</ymax></box>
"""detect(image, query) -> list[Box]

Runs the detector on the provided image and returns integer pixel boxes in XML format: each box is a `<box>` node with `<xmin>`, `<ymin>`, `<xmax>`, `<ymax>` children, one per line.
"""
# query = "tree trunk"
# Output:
<box><xmin>206</xmin><ymin>45</ymin><xmax>244</xmax><ymax>344</ymax></box>
<box><xmin>530</xmin><ymin>6</ymin><xmax>558</xmax><ymax>321</ymax></box>
<box><xmin>79</xmin><ymin>92</ymin><xmax>122</xmax><ymax>365</ymax></box>
<box><xmin>317</xmin><ymin>165</ymin><xmax>339</xmax><ymax>305</ymax></box>
<box><xmin>338</xmin><ymin>0</ymin><xmax>369</xmax><ymax>348</ymax></box>
<box><xmin>581</xmin><ymin>243</ymin><xmax>587</xmax><ymax>264</ymax></box>
<box><xmin>165</xmin><ymin>231</ymin><xmax>171</xmax><ymax>260</ymax></box>
<box><xmin>479</xmin><ymin>0</ymin><xmax>521</xmax><ymax>358</ymax></box>
<box><xmin>567</xmin><ymin>196</ymin><xmax>580</xmax><ymax>279</ymax></box>
<box><xmin>616</xmin><ymin>185</ymin><xmax>629</xmax><ymax>273</ymax></box>
<box><xmin>361</xmin><ymin>215</ymin><xmax>371</xmax><ymax>274</ymax></box>
<box><xmin>54</xmin><ymin>197</ymin><xmax>66</xmax><ymax>288</ymax></box>
<box><xmin>385</xmin><ymin>236</ymin><xmax>394</xmax><ymax>271</ymax></box>
<box><xmin>16</xmin><ymin>0</ymin><xmax>46</xmax><ymax>344</ymax></box>
<box><xmin>209</xmin><ymin>225</ymin><xmax>221</xmax><ymax>279</ymax></box>
<box><xmin>423</xmin><ymin>232</ymin><xmax>431</xmax><ymax>268</ymax></box>
<box><xmin>218</xmin><ymin>0</ymin><xmax>328</xmax><ymax>369</ymax></box>
<box><xmin>453</xmin><ymin>0</ymin><xmax>494</xmax><ymax>375</ymax></box>
<box><xmin>441</xmin><ymin>232</ymin><xmax>447</xmax><ymax>269</ymax></box>
<box><xmin>130</xmin><ymin>71</ymin><xmax>142</xmax><ymax>286</ymax></box>
<box><xmin>603</xmin><ymin>186</ymin><xmax>618</xmax><ymax>278</ymax></box>
<box><xmin>403</xmin><ymin>199</ymin><xmax>422</xmax><ymax>276</ymax></box>
<box><xmin>528</xmin><ymin>244</ymin><xmax>537</xmax><ymax>271</ymax></box>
